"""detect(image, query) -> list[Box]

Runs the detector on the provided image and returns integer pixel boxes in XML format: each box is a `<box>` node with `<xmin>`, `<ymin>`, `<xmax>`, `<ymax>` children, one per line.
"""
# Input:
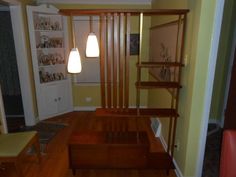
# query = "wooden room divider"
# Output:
<box><xmin>60</xmin><ymin>9</ymin><xmax>189</xmax><ymax>172</ymax></box>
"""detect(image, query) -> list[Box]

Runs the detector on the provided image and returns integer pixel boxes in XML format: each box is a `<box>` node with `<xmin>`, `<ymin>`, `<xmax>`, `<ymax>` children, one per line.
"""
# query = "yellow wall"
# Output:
<box><xmin>151</xmin><ymin>0</ymin><xmax>217</xmax><ymax>176</ymax></box>
<box><xmin>55</xmin><ymin>4</ymin><xmax>151</xmax><ymax>108</ymax></box>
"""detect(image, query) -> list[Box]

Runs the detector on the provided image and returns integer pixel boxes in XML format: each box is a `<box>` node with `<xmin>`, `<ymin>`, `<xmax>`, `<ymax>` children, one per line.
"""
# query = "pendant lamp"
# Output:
<box><xmin>67</xmin><ymin>16</ymin><xmax>82</xmax><ymax>73</ymax></box>
<box><xmin>86</xmin><ymin>16</ymin><xmax>99</xmax><ymax>57</ymax></box>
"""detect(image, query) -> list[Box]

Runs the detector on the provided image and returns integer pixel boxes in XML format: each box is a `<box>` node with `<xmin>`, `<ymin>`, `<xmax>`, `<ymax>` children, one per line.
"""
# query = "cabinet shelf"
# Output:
<box><xmin>35</xmin><ymin>47</ymin><xmax>64</xmax><ymax>50</ymax></box>
<box><xmin>40</xmin><ymin>79</ymin><xmax>68</xmax><ymax>85</ymax></box>
<box><xmin>39</xmin><ymin>63</ymin><xmax>65</xmax><ymax>68</ymax></box>
<box><xmin>96</xmin><ymin>108</ymin><xmax>179</xmax><ymax>117</ymax></box>
<box><xmin>137</xmin><ymin>62</ymin><xmax>184</xmax><ymax>68</ymax></box>
<box><xmin>135</xmin><ymin>81</ymin><xmax>181</xmax><ymax>89</ymax></box>
<box><xmin>36</xmin><ymin>48</ymin><xmax>64</xmax><ymax>50</ymax></box>
<box><xmin>34</xmin><ymin>29</ymin><xmax>63</xmax><ymax>32</ymax></box>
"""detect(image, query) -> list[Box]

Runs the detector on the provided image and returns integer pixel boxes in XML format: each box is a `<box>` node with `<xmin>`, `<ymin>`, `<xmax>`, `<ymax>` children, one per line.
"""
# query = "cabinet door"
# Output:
<box><xmin>41</xmin><ymin>84</ymin><xmax>58</xmax><ymax>116</ymax></box>
<box><xmin>57</xmin><ymin>82</ymin><xmax>72</xmax><ymax>113</ymax></box>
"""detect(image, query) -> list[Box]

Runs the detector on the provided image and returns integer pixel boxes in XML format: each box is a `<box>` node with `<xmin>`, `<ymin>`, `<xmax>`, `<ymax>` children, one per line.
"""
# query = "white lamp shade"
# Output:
<box><xmin>67</xmin><ymin>48</ymin><xmax>82</xmax><ymax>73</ymax></box>
<box><xmin>86</xmin><ymin>33</ymin><xmax>99</xmax><ymax>57</ymax></box>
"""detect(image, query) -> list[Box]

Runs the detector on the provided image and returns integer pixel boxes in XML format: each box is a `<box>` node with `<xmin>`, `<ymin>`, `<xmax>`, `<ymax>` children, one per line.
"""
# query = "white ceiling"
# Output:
<box><xmin>37</xmin><ymin>0</ymin><xmax>152</xmax><ymax>5</ymax></box>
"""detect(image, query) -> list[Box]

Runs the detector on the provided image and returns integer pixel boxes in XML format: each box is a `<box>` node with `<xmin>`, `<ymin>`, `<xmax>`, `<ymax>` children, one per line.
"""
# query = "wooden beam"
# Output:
<box><xmin>59</xmin><ymin>9</ymin><xmax>189</xmax><ymax>16</ymax></box>
<box><xmin>107</xmin><ymin>13</ymin><xmax>112</xmax><ymax>108</ymax></box>
<box><xmin>100</xmin><ymin>14</ymin><xmax>106</xmax><ymax>108</ymax></box>
<box><xmin>125</xmin><ymin>13</ymin><xmax>130</xmax><ymax>109</ymax></box>
<box><xmin>119</xmin><ymin>13</ymin><xmax>125</xmax><ymax>108</ymax></box>
<box><xmin>113</xmin><ymin>13</ymin><xmax>119</xmax><ymax>108</ymax></box>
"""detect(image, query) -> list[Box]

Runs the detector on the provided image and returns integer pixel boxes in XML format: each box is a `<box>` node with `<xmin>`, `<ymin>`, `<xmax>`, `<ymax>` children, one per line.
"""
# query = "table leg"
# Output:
<box><xmin>72</xmin><ymin>168</ymin><xmax>76</xmax><ymax>176</ymax></box>
<box><xmin>14</xmin><ymin>161</ymin><xmax>24</xmax><ymax>177</ymax></box>
<box><xmin>34</xmin><ymin>134</ymin><xmax>41</xmax><ymax>163</ymax></box>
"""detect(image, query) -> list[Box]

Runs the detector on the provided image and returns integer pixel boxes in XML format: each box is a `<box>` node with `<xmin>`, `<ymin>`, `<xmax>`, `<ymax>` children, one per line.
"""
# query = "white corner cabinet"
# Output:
<box><xmin>27</xmin><ymin>4</ymin><xmax>73</xmax><ymax>120</ymax></box>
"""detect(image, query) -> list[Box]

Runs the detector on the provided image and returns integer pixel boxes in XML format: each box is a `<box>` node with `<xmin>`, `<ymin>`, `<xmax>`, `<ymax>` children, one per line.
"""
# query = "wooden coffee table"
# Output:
<box><xmin>68</xmin><ymin>131</ymin><xmax>149</xmax><ymax>174</ymax></box>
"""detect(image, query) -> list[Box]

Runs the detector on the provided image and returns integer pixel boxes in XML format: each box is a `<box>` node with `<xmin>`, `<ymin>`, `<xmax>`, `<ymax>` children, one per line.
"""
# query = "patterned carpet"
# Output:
<box><xmin>202</xmin><ymin>124</ymin><xmax>222</xmax><ymax>177</ymax></box>
<box><xmin>22</xmin><ymin>121</ymin><xmax>66</xmax><ymax>152</ymax></box>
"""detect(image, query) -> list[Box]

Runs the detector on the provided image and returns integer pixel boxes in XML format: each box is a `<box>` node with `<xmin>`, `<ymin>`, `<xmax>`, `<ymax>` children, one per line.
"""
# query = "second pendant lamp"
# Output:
<box><xmin>86</xmin><ymin>16</ymin><xmax>99</xmax><ymax>58</ymax></box>
<box><xmin>67</xmin><ymin>16</ymin><xmax>82</xmax><ymax>73</ymax></box>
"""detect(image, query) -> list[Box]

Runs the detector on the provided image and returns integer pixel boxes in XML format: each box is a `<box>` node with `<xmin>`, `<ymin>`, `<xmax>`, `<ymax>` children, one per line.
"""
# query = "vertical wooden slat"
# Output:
<box><xmin>136</xmin><ymin>13</ymin><xmax>143</xmax><ymax>114</ymax></box>
<box><xmin>113</xmin><ymin>13</ymin><xmax>119</xmax><ymax>108</ymax></box>
<box><xmin>167</xmin><ymin>117</ymin><xmax>173</xmax><ymax>154</ymax></box>
<box><xmin>179</xmin><ymin>14</ymin><xmax>187</xmax><ymax>68</ymax></box>
<box><xmin>173</xmin><ymin>15</ymin><xmax>182</xmax><ymax>83</ymax></box>
<box><xmin>119</xmin><ymin>13</ymin><xmax>125</xmax><ymax>108</ymax></box>
<box><xmin>107</xmin><ymin>13</ymin><xmax>112</xmax><ymax>108</ymax></box>
<box><xmin>175</xmin><ymin>15</ymin><xmax>182</xmax><ymax>63</ymax></box>
<box><xmin>167</xmin><ymin>97</ymin><xmax>175</xmax><ymax>154</ymax></box>
<box><xmin>168</xmin><ymin>15</ymin><xmax>183</xmax><ymax>153</ymax></box>
<box><xmin>138</xmin><ymin>13</ymin><xmax>143</xmax><ymax>65</ymax></box>
<box><xmin>100</xmin><ymin>14</ymin><xmax>106</xmax><ymax>108</ymax></box>
<box><xmin>171</xmin><ymin>14</ymin><xmax>187</xmax><ymax>157</ymax></box>
<box><xmin>125</xmin><ymin>13</ymin><xmax>130</xmax><ymax>109</ymax></box>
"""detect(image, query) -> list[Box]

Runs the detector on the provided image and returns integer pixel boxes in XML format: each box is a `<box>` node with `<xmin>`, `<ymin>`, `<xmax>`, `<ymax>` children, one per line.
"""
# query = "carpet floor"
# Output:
<box><xmin>202</xmin><ymin>124</ymin><xmax>222</xmax><ymax>177</ymax></box>
<box><xmin>22</xmin><ymin>121</ymin><xmax>66</xmax><ymax>152</ymax></box>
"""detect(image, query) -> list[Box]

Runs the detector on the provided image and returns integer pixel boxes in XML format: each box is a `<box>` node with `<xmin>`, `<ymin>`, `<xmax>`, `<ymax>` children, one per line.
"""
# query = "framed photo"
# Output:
<box><xmin>149</xmin><ymin>20</ymin><xmax>183</xmax><ymax>83</ymax></box>
<box><xmin>130</xmin><ymin>33</ymin><xmax>140</xmax><ymax>55</ymax></box>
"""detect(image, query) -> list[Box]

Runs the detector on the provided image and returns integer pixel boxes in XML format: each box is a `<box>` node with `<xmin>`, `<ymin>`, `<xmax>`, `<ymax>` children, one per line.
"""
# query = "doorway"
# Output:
<box><xmin>202</xmin><ymin>1</ymin><xmax>236</xmax><ymax>177</ymax></box>
<box><xmin>0</xmin><ymin>3</ymin><xmax>25</xmax><ymax>132</ymax></box>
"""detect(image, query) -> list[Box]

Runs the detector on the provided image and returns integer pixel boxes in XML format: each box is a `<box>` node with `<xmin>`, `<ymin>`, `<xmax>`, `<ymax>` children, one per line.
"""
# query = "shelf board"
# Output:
<box><xmin>96</xmin><ymin>108</ymin><xmax>179</xmax><ymax>117</ymax></box>
<box><xmin>60</xmin><ymin>9</ymin><xmax>189</xmax><ymax>16</ymax></box>
<box><xmin>136</xmin><ymin>81</ymin><xmax>181</xmax><ymax>89</ymax></box>
<box><xmin>35</xmin><ymin>47</ymin><xmax>64</xmax><ymax>50</ymax></box>
<box><xmin>137</xmin><ymin>62</ymin><xmax>184</xmax><ymax>68</ymax></box>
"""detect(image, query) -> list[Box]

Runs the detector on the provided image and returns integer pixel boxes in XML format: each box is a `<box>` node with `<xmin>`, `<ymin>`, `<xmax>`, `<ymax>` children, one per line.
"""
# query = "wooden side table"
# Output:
<box><xmin>0</xmin><ymin>131</ymin><xmax>41</xmax><ymax>177</ymax></box>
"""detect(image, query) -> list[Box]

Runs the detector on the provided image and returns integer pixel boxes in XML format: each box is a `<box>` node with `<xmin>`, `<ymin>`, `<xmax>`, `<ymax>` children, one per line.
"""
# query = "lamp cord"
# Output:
<box><xmin>90</xmin><ymin>16</ymin><xmax>93</xmax><ymax>33</ymax></box>
<box><xmin>71</xmin><ymin>15</ymin><xmax>76</xmax><ymax>48</ymax></box>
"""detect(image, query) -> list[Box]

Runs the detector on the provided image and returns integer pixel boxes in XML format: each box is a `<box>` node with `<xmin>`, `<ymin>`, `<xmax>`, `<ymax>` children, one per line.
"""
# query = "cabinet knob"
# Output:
<box><xmin>54</xmin><ymin>98</ymin><xmax>58</xmax><ymax>102</ymax></box>
<box><xmin>58</xmin><ymin>97</ymin><xmax>61</xmax><ymax>101</ymax></box>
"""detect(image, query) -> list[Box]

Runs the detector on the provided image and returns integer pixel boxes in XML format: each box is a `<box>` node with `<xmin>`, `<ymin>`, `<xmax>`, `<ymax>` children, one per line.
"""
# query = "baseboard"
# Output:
<box><xmin>159</xmin><ymin>135</ymin><xmax>184</xmax><ymax>177</ymax></box>
<box><xmin>173</xmin><ymin>158</ymin><xmax>184</xmax><ymax>177</ymax></box>
<box><xmin>208</xmin><ymin>118</ymin><xmax>223</xmax><ymax>128</ymax></box>
<box><xmin>73</xmin><ymin>106</ymin><xmax>147</xmax><ymax>111</ymax></box>
<box><xmin>6</xmin><ymin>115</ymin><xmax>24</xmax><ymax>118</ymax></box>
<box><xmin>150</xmin><ymin>117</ymin><xmax>161</xmax><ymax>137</ymax></box>
<box><xmin>159</xmin><ymin>134</ymin><xmax>168</xmax><ymax>151</ymax></box>
<box><xmin>208</xmin><ymin>118</ymin><xmax>220</xmax><ymax>124</ymax></box>
<box><xmin>74</xmin><ymin>106</ymin><xmax>98</xmax><ymax>111</ymax></box>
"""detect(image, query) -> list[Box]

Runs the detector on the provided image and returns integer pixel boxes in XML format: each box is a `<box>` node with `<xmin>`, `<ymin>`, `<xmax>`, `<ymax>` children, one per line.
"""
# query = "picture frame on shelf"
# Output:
<box><xmin>130</xmin><ymin>33</ymin><xmax>140</xmax><ymax>55</ymax></box>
